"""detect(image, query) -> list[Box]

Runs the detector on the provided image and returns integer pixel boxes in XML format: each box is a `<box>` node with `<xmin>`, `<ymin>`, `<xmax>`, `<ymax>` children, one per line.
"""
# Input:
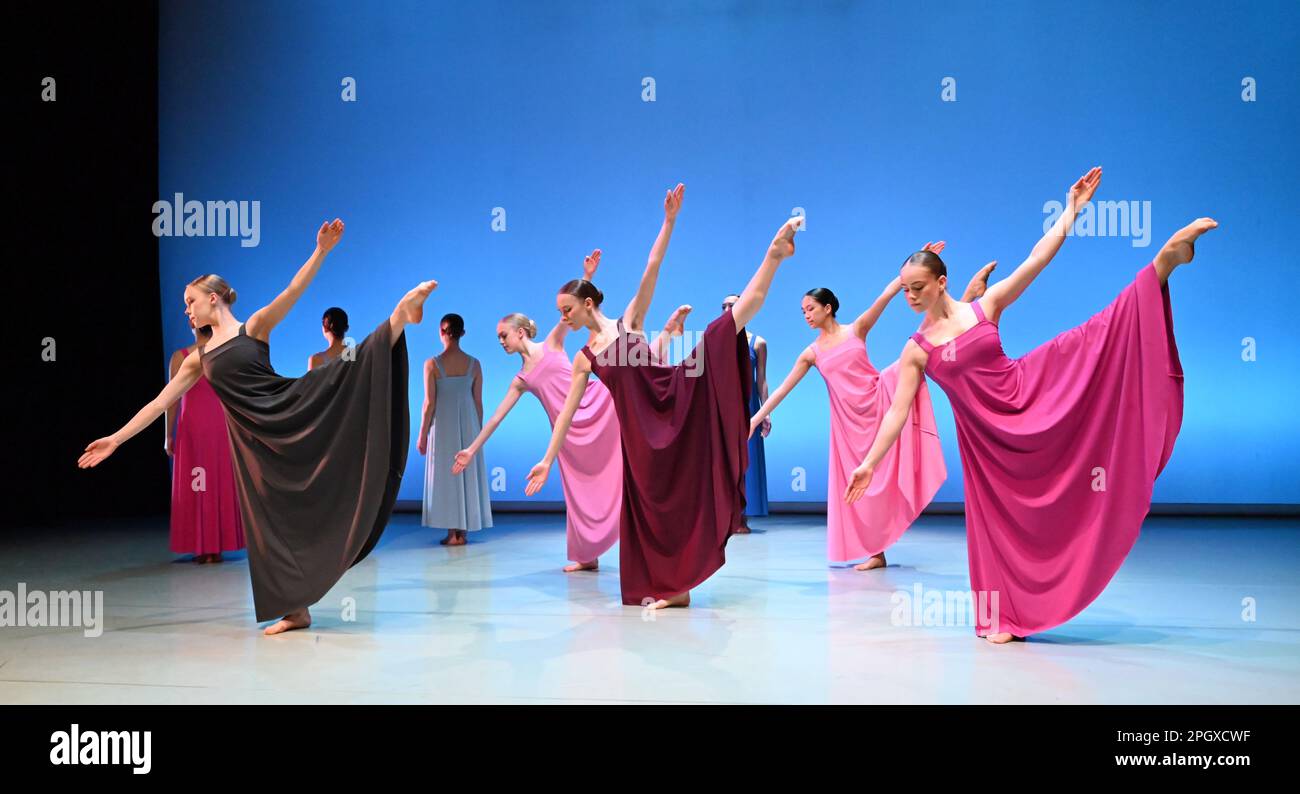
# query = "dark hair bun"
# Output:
<box><xmin>805</xmin><ymin>287</ymin><xmax>840</xmax><ymax>316</ymax></box>
<box><xmin>226</xmin><ymin>287</ymin><xmax>237</xmax><ymax>305</ymax></box>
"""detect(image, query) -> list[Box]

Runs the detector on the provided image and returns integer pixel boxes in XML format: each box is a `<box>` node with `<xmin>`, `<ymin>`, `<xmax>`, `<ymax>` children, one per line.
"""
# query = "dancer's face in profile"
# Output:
<box><xmin>556</xmin><ymin>293</ymin><xmax>592</xmax><ymax>330</ymax></box>
<box><xmin>496</xmin><ymin>321</ymin><xmax>526</xmax><ymax>354</ymax></box>
<box><xmin>801</xmin><ymin>295</ymin><xmax>833</xmax><ymax>329</ymax></box>
<box><xmin>183</xmin><ymin>285</ymin><xmax>219</xmax><ymax>329</ymax></box>
<box><xmin>721</xmin><ymin>294</ymin><xmax>740</xmax><ymax>314</ymax></box>
<box><xmin>899</xmin><ymin>265</ymin><xmax>946</xmax><ymax>313</ymax></box>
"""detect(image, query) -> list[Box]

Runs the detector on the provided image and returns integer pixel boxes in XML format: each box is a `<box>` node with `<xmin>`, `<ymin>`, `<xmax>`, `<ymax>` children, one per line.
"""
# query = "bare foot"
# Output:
<box><xmin>734</xmin><ymin>519</ymin><xmax>751</xmax><ymax>534</ymax></box>
<box><xmin>391</xmin><ymin>280</ymin><xmax>439</xmax><ymax>339</ymax></box>
<box><xmin>664</xmin><ymin>304</ymin><xmax>693</xmax><ymax>336</ymax></box>
<box><xmin>563</xmin><ymin>560</ymin><xmax>598</xmax><ymax>572</ymax></box>
<box><xmin>647</xmin><ymin>591</ymin><xmax>691</xmax><ymax>610</ymax></box>
<box><xmin>263</xmin><ymin>608</ymin><xmax>311</xmax><ymax>636</ymax></box>
<box><xmin>853</xmin><ymin>552</ymin><xmax>886</xmax><ymax>571</ymax></box>
<box><xmin>447</xmin><ymin>530</ymin><xmax>468</xmax><ymax>546</ymax></box>
<box><xmin>984</xmin><ymin>632</ymin><xmax>1025</xmax><ymax>644</ymax></box>
<box><xmin>439</xmin><ymin>530</ymin><xmax>454</xmax><ymax>545</ymax></box>
<box><xmin>1155</xmin><ymin>218</ymin><xmax>1218</xmax><ymax>282</ymax></box>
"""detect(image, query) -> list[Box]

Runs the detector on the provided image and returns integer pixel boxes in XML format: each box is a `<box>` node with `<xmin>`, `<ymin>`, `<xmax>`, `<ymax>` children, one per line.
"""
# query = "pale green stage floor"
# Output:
<box><xmin>1</xmin><ymin>513</ymin><xmax>1296</xmax><ymax>704</ymax></box>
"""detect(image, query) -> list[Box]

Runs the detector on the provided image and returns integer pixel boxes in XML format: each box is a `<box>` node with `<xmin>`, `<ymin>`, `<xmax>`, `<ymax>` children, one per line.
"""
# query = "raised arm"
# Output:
<box><xmin>525</xmin><ymin>355</ymin><xmax>593</xmax><ymax>495</ymax></box>
<box><xmin>982</xmin><ymin>167</ymin><xmax>1101</xmax><ymax>322</ymax></box>
<box><xmin>246</xmin><ymin>219</ymin><xmax>345</xmax><ymax>341</ymax></box>
<box><xmin>453</xmin><ymin>376</ymin><xmax>528</xmax><ymax>474</ymax></box>
<box><xmin>622</xmin><ymin>184</ymin><xmax>684</xmax><ymax>333</ymax></box>
<box><xmin>79</xmin><ymin>351</ymin><xmax>204</xmax><ymax>468</ymax></box>
<box><xmin>749</xmin><ymin>347</ymin><xmax>815</xmax><ymax>437</ymax></box>
<box><xmin>844</xmin><ymin>341</ymin><xmax>928</xmax><ymax>502</ymax></box>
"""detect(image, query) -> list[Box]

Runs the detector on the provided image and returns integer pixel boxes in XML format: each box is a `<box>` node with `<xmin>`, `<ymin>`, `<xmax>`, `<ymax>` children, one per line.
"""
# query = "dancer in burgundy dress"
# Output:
<box><xmin>80</xmin><ymin>219</ymin><xmax>437</xmax><ymax>635</ymax></box>
<box><xmin>454</xmin><ymin>248</ymin><xmax>693</xmax><ymax>571</ymax></box>
<box><xmin>847</xmin><ymin>167</ymin><xmax>1216</xmax><ymax>643</ymax></box>
<box><xmin>526</xmin><ymin>183</ymin><xmax>802</xmax><ymax>609</ymax></box>
<box><xmin>165</xmin><ymin>321</ymin><xmax>245</xmax><ymax>562</ymax></box>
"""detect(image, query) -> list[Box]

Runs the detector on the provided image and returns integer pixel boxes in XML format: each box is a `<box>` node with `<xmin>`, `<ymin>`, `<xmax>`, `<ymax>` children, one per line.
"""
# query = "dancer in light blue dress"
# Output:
<box><xmin>419</xmin><ymin>313</ymin><xmax>493</xmax><ymax>545</ymax></box>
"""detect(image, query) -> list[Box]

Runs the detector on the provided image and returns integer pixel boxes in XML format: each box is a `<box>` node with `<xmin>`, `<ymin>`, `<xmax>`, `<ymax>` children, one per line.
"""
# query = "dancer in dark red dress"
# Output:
<box><xmin>526</xmin><ymin>184</ymin><xmax>802</xmax><ymax>609</ymax></box>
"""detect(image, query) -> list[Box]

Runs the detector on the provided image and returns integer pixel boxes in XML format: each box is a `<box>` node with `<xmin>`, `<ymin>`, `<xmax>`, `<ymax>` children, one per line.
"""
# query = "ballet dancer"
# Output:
<box><xmin>165</xmin><ymin>319</ymin><xmax>244</xmax><ymax>564</ymax></box>
<box><xmin>749</xmin><ymin>244</ymin><xmax>992</xmax><ymax>568</ymax></box>
<box><xmin>526</xmin><ymin>183</ymin><xmax>802</xmax><ymax>609</ymax></box>
<box><xmin>79</xmin><ymin>219</ymin><xmax>436</xmax><ymax>635</ymax></box>
<box><xmin>846</xmin><ymin>167</ymin><xmax>1215</xmax><ymax>643</ymax></box>
<box><xmin>419</xmin><ymin>312</ymin><xmax>493</xmax><ymax>546</ymax></box>
<box><xmin>308</xmin><ymin>306</ymin><xmax>349</xmax><ymax>370</ymax></box>
<box><xmin>722</xmin><ymin>292</ymin><xmax>768</xmax><ymax>533</ymax></box>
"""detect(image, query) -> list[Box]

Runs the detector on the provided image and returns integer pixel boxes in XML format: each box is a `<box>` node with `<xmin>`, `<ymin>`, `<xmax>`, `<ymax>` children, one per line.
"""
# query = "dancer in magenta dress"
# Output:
<box><xmin>165</xmin><ymin>327</ymin><xmax>245</xmax><ymax>562</ymax></box>
<box><xmin>848</xmin><ymin>167</ymin><xmax>1216</xmax><ymax>642</ymax></box>
<box><xmin>751</xmin><ymin>244</ymin><xmax>988</xmax><ymax>568</ymax></box>
<box><xmin>525</xmin><ymin>184</ymin><xmax>802</xmax><ymax>609</ymax></box>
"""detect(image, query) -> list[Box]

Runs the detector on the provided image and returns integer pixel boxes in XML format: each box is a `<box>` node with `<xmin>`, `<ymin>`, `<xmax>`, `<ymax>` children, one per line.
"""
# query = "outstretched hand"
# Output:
<box><xmin>664</xmin><ymin>183</ymin><xmax>685</xmax><ymax>221</ymax></box>
<box><xmin>78</xmin><ymin>437</ymin><xmax>119</xmax><ymax>469</ymax></box>
<box><xmin>922</xmin><ymin>240</ymin><xmax>946</xmax><ymax>255</ymax></box>
<box><xmin>317</xmin><ymin>218</ymin><xmax>345</xmax><ymax>252</ymax></box>
<box><xmin>843</xmin><ymin>463</ymin><xmax>874</xmax><ymax>504</ymax></box>
<box><xmin>525</xmin><ymin>460</ymin><xmax>550</xmax><ymax>496</ymax></box>
<box><xmin>1068</xmin><ymin>167</ymin><xmax>1102</xmax><ymax>208</ymax></box>
<box><xmin>582</xmin><ymin>249</ymin><xmax>602</xmax><ymax>281</ymax></box>
<box><xmin>452</xmin><ymin>449</ymin><xmax>473</xmax><ymax>475</ymax></box>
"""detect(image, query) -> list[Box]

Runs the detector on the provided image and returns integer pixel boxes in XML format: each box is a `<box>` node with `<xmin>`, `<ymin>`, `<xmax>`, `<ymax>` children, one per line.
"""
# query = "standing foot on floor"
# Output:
<box><xmin>984</xmin><ymin>632</ymin><xmax>1025</xmax><ymax>644</ymax></box>
<box><xmin>263</xmin><ymin>608</ymin><xmax>312</xmax><ymax>636</ymax></box>
<box><xmin>647</xmin><ymin>591</ymin><xmax>690</xmax><ymax>610</ymax></box>
<box><xmin>854</xmin><ymin>552</ymin><xmax>886</xmax><ymax>571</ymax></box>
<box><xmin>563</xmin><ymin>560</ymin><xmax>598</xmax><ymax>572</ymax></box>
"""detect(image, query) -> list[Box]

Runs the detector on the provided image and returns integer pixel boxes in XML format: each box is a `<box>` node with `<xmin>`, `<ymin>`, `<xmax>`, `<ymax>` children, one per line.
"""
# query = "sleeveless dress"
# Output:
<box><xmin>198</xmin><ymin>320</ymin><xmax>409</xmax><ymax>622</ymax></box>
<box><xmin>744</xmin><ymin>334</ymin><xmax>770</xmax><ymax>517</ymax></box>
<box><xmin>810</xmin><ymin>335</ymin><xmax>946</xmax><ymax>562</ymax></box>
<box><xmin>910</xmin><ymin>262</ymin><xmax>1183</xmax><ymax>636</ymax></box>
<box><xmin>422</xmin><ymin>355</ymin><xmax>493</xmax><ymax>532</ymax></box>
<box><xmin>516</xmin><ymin>348</ymin><xmax>621</xmax><ymax>563</ymax></box>
<box><xmin>581</xmin><ymin>311</ymin><xmax>751</xmax><ymax>605</ymax></box>
<box><xmin>170</xmin><ymin>348</ymin><xmax>245</xmax><ymax>555</ymax></box>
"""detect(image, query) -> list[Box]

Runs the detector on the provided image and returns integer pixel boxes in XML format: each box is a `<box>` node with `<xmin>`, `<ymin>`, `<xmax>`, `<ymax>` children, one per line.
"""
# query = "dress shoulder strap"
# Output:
<box><xmin>970</xmin><ymin>299</ymin><xmax>987</xmax><ymax>323</ymax></box>
<box><xmin>910</xmin><ymin>332</ymin><xmax>935</xmax><ymax>354</ymax></box>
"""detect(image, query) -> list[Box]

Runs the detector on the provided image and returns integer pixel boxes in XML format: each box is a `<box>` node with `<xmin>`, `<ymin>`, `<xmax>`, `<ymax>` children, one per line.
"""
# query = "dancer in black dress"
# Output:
<box><xmin>79</xmin><ymin>219</ymin><xmax>437</xmax><ymax>635</ymax></box>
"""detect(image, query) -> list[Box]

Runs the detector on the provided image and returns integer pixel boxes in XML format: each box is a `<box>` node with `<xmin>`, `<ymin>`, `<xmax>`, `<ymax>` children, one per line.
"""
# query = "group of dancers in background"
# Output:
<box><xmin>80</xmin><ymin>168</ymin><xmax>1217</xmax><ymax>642</ymax></box>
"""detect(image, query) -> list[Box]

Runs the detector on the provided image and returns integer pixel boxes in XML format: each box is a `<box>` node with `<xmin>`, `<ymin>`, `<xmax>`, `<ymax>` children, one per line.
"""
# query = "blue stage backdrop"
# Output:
<box><xmin>157</xmin><ymin>0</ymin><xmax>1299</xmax><ymax>506</ymax></box>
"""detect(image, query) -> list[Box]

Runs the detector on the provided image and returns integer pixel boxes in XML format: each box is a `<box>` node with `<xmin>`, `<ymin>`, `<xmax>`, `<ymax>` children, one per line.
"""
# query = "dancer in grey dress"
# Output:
<box><xmin>79</xmin><ymin>219</ymin><xmax>438</xmax><ymax>635</ymax></box>
<box><xmin>419</xmin><ymin>313</ymin><xmax>493</xmax><ymax>545</ymax></box>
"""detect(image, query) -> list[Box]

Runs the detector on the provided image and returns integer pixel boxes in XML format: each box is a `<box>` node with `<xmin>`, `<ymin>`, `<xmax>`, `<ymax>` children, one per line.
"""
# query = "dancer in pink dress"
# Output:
<box><xmin>750</xmin><ymin>243</ymin><xmax>989</xmax><ymax>569</ymax></box>
<box><xmin>454</xmin><ymin>249</ymin><xmax>694</xmax><ymax>570</ymax></box>
<box><xmin>848</xmin><ymin>167</ymin><xmax>1215</xmax><ymax>643</ymax></box>
<box><xmin>165</xmin><ymin>322</ymin><xmax>245</xmax><ymax>563</ymax></box>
